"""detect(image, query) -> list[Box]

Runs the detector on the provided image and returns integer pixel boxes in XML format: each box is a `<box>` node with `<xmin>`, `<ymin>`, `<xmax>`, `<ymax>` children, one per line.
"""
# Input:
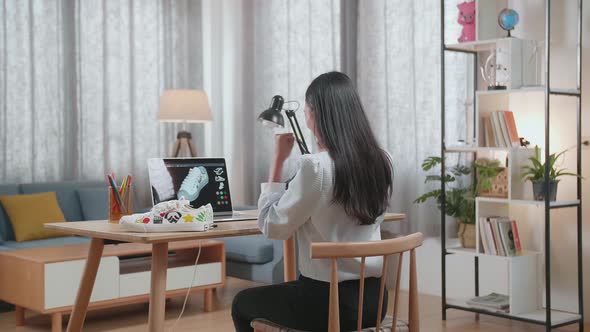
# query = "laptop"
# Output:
<box><xmin>147</xmin><ymin>158</ymin><xmax>257</xmax><ymax>222</ymax></box>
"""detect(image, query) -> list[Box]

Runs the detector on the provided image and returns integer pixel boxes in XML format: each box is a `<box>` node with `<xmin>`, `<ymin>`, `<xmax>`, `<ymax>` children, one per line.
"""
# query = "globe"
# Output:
<box><xmin>498</xmin><ymin>8</ymin><xmax>519</xmax><ymax>37</ymax></box>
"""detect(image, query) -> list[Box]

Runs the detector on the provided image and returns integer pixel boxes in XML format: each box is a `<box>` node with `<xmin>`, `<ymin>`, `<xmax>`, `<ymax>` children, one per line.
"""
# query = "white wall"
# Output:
<box><xmin>399</xmin><ymin>0</ymin><xmax>590</xmax><ymax>319</ymax></box>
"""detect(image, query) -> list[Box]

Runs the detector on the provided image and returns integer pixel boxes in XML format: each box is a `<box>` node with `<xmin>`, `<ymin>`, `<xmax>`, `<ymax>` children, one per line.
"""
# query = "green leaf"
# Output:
<box><xmin>528</xmin><ymin>156</ymin><xmax>543</xmax><ymax>170</ymax></box>
<box><xmin>421</xmin><ymin>156</ymin><xmax>442</xmax><ymax>171</ymax></box>
<box><xmin>424</xmin><ymin>174</ymin><xmax>455</xmax><ymax>183</ymax></box>
<box><xmin>554</xmin><ymin>170</ymin><xmax>578</xmax><ymax>178</ymax></box>
<box><xmin>424</xmin><ymin>175</ymin><xmax>440</xmax><ymax>183</ymax></box>
<box><xmin>414</xmin><ymin>189</ymin><xmax>442</xmax><ymax>204</ymax></box>
<box><xmin>450</xmin><ymin>165</ymin><xmax>472</xmax><ymax>176</ymax></box>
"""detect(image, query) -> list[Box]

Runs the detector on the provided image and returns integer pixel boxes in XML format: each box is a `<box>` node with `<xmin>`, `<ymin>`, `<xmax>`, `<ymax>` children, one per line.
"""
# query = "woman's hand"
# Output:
<box><xmin>269</xmin><ymin>133</ymin><xmax>294</xmax><ymax>182</ymax></box>
<box><xmin>273</xmin><ymin>133</ymin><xmax>295</xmax><ymax>163</ymax></box>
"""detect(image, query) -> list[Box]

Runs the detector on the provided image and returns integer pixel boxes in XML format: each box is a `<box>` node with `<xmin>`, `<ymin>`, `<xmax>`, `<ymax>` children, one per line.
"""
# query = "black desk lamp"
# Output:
<box><xmin>258</xmin><ymin>95</ymin><xmax>310</xmax><ymax>154</ymax></box>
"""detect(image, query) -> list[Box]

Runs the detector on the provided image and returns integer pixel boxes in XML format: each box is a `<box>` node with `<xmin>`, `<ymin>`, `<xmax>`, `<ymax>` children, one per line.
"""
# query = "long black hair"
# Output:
<box><xmin>305</xmin><ymin>71</ymin><xmax>393</xmax><ymax>225</ymax></box>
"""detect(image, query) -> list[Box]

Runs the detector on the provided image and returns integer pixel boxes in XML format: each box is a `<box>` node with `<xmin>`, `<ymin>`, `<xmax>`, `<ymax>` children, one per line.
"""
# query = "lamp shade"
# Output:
<box><xmin>258</xmin><ymin>108</ymin><xmax>284</xmax><ymax>128</ymax></box>
<box><xmin>257</xmin><ymin>95</ymin><xmax>285</xmax><ymax>128</ymax></box>
<box><xmin>158</xmin><ymin>89</ymin><xmax>212</xmax><ymax>123</ymax></box>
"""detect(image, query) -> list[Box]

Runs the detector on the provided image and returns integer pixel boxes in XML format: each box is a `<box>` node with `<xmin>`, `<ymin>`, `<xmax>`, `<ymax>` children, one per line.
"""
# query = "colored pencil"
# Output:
<box><xmin>107</xmin><ymin>174</ymin><xmax>126</xmax><ymax>213</ymax></box>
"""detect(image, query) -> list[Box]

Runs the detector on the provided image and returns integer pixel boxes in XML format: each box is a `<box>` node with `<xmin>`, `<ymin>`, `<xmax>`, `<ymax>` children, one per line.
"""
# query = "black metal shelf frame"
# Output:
<box><xmin>439</xmin><ymin>1</ymin><xmax>584</xmax><ymax>331</ymax></box>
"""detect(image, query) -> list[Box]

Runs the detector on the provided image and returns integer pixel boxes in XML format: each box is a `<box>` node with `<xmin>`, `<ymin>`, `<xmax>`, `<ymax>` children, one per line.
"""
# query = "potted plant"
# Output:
<box><xmin>474</xmin><ymin>158</ymin><xmax>508</xmax><ymax>198</ymax></box>
<box><xmin>521</xmin><ymin>146</ymin><xmax>578</xmax><ymax>201</ymax></box>
<box><xmin>415</xmin><ymin>157</ymin><xmax>475</xmax><ymax>247</ymax></box>
<box><xmin>415</xmin><ymin>156</ymin><xmax>504</xmax><ymax>248</ymax></box>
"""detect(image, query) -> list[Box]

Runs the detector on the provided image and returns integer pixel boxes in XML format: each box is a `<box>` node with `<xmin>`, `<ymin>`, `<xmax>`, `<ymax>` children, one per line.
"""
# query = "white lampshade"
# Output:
<box><xmin>158</xmin><ymin>89</ymin><xmax>212</xmax><ymax>123</ymax></box>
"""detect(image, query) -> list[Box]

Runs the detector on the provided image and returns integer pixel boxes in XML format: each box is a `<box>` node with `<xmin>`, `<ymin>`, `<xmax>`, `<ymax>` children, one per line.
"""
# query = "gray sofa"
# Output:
<box><xmin>0</xmin><ymin>181</ymin><xmax>284</xmax><ymax>285</ymax></box>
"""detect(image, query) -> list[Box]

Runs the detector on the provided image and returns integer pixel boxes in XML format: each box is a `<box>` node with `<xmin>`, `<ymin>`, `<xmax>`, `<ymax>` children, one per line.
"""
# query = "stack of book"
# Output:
<box><xmin>481</xmin><ymin>111</ymin><xmax>520</xmax><ymax>148</ymax></box>
<box><xmin>467</xmin><ymin>293</ymin><xmax>510</xmax><ymax>313</ymax></box>
<box><xmin>479</xmin><ymin>217</ymin><xmax>522</xmax><ymax>256</ymax></box>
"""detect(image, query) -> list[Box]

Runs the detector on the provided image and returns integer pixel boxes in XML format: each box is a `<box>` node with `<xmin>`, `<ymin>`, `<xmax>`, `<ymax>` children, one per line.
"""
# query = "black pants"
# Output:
<box><xmin>232</xmin><ymin>275</ymin><xmax>388</xmax><ymax>332</ymax></box>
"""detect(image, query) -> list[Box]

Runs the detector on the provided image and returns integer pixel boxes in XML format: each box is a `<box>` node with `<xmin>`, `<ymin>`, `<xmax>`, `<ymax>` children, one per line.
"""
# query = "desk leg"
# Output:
<box><xmin>52</xmin><ymin>312</ymin><xmax>62</xmax><ymax>332</ymax></box>
<box><xmin>148</xmin><ymin>243</ymin><xmax>168</xmax><ymax>332</ymax></box>
<box><xmin>15</xmin><ymin>305</ymin><xmax>24</xmax><ymax>326</ymax></box>
<box><xmin>283</xmin><ymin>236</ymin><xmax>296</xmax><ymax>282</ymax></box>
<box><xmin>66</xmin><ymin>238</ymin><xmax>104</xmax><ymax>332</ymax></box>
<box><xmin>203</xmin><ymin>288</ymin><xmax>213</xmax><ymax>312</ymax></box>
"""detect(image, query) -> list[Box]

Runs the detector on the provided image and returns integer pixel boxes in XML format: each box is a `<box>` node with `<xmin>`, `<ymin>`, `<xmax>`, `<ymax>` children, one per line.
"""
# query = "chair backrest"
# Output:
<box><xmin>310</xmin><ymin>232</ymin><xmax>424</xmax><ymax>332</ymax></box>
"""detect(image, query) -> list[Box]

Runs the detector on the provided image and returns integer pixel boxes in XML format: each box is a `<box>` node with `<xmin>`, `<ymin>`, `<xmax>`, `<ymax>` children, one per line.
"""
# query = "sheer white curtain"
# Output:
<box><xmin>357</xmin><ymin>0</ymin><xmax>472</xmax><ymax>235</ymax></box>
<box><xmin>0</xmin><ymin>0</ymin><xmax>203</xmax><ymax>204</ymax></box>
<box><xmin>202</xmin><ymin>0</ymin><xmax>340</xmax><ymax>206</ymax></box>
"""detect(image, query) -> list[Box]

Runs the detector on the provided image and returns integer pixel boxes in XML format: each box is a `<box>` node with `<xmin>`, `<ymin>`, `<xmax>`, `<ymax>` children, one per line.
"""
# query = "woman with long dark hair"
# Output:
<box><xmin>232</xmin><ymin>71</ymin><xmax>393</xmax><ymax>332</ymax></box>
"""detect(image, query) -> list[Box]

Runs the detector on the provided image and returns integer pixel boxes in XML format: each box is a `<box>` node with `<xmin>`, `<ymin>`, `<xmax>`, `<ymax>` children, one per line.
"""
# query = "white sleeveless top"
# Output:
<box><xmin>257</xmin><ymin>151</ymin><xmax>384</xmax><ymax>282</ymax></box>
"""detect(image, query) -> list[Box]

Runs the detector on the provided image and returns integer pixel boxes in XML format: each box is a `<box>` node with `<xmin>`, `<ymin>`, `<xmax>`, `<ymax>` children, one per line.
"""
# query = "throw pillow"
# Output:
<box><xmin>0</xmin><ymin>192</ymin><xmax>66</xmax><ymax>242</ymax></box>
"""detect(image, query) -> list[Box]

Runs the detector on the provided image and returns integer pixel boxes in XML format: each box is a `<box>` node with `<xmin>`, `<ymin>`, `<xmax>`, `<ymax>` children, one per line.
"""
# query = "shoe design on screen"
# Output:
<box><xmin>178</xmin><ymin>166</ymin><xmax>209</xmax><ymax>201</ymax></box>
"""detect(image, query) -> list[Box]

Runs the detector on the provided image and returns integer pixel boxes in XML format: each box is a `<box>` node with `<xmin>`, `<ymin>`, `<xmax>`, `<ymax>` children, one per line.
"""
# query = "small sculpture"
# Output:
<box><xmin>457</xmin><ymin>1</ymin><xmax>476</xmax><ymax>43</ymax></box>
<box><xmin>480</xmin><ymin>52</ymin><xmax>508</xmax><ymax>90</ymax></box>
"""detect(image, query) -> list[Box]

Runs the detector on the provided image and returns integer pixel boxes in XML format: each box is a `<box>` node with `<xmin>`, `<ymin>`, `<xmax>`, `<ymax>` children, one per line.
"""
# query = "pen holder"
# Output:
<box><xmin>108</xmin><ymin>187</ymin><xmax>133</xmax><ymax>224</ymax></box>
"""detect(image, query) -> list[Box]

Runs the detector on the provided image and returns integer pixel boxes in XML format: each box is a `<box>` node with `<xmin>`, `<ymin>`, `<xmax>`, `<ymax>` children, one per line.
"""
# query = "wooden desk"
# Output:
<box><xmin>46</xmin><ymin>212</ymin><xmax>405</xmax><ymax>332</ymax></box>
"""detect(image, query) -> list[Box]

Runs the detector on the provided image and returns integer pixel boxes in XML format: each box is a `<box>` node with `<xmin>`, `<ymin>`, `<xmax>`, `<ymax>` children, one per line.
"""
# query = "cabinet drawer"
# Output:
<box><xmin>120</xmin><ymin>262</ymin><xmax>222</xmax><ymax>298</ymax></box>
<box><xmin>44</xmin><ymin>257</ymin><xmax>119</xmax><ymax>309</ymax></box>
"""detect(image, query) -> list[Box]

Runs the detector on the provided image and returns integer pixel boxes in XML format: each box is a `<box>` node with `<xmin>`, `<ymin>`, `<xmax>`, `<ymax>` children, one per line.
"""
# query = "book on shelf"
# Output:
<box><xmin>511</xmin><ymin>220</ymin><xmax>522</xmax><ymax>255</ymax></box>
<box><xmin>496</xmin><ymin>112</ymin><xmax>512</xmax><ymax>147</ymax></box>
<box><xmin>490</xmin><ymin>218</ymin><xmax>506</xmax><ymax>256</ymax></box>
<box><xmin>479</xmin><ymin>217</ymin><xmax>523</xmax><ymax>256</ymax></box>
<box><xmin>480</xmin><ymin>111</ymin><xmax>520</xmax><ymax>148</ymax></box>
<box><xmin>490</xmin><ymin>112</ymin><xmax>504</xmax><ymax>147</ymax></box>
<box><xmin>467</xmin><ymin>293</ymin><xmax>510</xmax><ymax>313</ymax></box>
<box><xmin>502</xmin><ymin>111</ymin><xmax>520</xmax><ymax>147</ymax></box>
<box><xmin>479</xmin><ymin>217</ymin><xmax>490</xmax><ymax>254</ymax></box>
<box><xmin>483</xmin><ymin>217</ymin><xmax>498</xmax><ymax>255</ymax></box>
<box><xmin>482</xmin><ymin>114</ymin><xmax>496</xmax><ymax>147</ymax></box>
<box><xmin>498</xmin><ymin>218</ymin><xmax>517</xmax><ymax>256</ymax></box>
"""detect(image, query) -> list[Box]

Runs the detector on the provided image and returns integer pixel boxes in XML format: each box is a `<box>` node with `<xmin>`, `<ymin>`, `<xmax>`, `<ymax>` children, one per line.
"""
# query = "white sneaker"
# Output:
<box><xmin>177</xmin><ymin>166</ymin><xmax>209</xmax><ymax>201</ymax></box>
<box><xmin>120</xmin><ymin>200</ymin><xmax>214</xmax><ymax>225</ymax></box>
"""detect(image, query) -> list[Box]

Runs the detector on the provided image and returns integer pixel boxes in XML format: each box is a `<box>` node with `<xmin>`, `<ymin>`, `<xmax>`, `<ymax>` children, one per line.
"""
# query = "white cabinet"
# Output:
<box><xmin>119</xmin><ymin>262</ymin><xmax>222</xmax><ymax>298</ymax></box>
<box><xmin>44</xmin><ymin>257</ymin><xmax>119</xmax><ymax>309</ymax></box>
<box><xmin>44</xmin><ymin>257</ymin><xmax>223</xmax><ymax>307</ymax></box>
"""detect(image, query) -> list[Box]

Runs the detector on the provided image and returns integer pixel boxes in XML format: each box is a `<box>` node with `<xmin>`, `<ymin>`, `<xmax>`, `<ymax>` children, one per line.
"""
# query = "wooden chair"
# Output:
<box><xmin>251</xmin><ymin>232</ymin><xmax>424</xmax><ymax>332</ymax></box>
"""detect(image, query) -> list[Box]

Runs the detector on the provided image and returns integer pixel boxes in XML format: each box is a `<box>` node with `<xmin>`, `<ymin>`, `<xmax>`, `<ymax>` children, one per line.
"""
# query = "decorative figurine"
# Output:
<box><xmin>519</xmin><ymin>137</ymin><xmax>531</xmax><ymax>147</ymax></box>
<box><xmin>457</xmin><ymin>1</ymin><xmax>476</xmax><ymax>42</ymax></box>
<box><xmin>498</xmin><ymin>8</ymin><xmax>519</xmax><ymax>37</ymax></box>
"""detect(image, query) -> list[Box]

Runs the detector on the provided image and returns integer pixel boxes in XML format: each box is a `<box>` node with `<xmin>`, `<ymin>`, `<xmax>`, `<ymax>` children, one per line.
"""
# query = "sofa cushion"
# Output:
<box><xmin>2</xmin><ymin>236</ymin><xmax>90</xmax><ymax>249</ymax></box>
<box><xmin>21</xmin><ymin>181</ymin><xmax>103</xmax><ymax>221</ymax></box>
<box><xmin>78</xmin><ymin>187</ymin><xmax>109</xmax><ymax>220</ymax></box>
<box><xmin>0</xmin><ymin>192</ymin><xmax>67</xmax><ymax>242</ymax></box>
<box><xmin>221</xmin><ymin>235</ymin><xmax>274</xmax><ymax>264</ymax></box>
<box><xmin>0</xmin><ymin>184</ymin><xmax>20</xmax><ymax>242</ymax></box>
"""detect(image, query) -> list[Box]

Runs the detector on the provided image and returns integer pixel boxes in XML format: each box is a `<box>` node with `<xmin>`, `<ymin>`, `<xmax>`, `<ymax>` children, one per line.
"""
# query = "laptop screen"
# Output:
<box><xmin>148</xmin><ymin>158</ymin><xmax>232</xmax><ymax>214</ymax></box>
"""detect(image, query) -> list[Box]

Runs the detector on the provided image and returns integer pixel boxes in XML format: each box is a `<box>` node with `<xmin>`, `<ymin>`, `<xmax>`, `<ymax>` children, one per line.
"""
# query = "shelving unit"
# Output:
<box><xmin>475</xmin><ymin>86</ymin><xmax>545</xmax><ymax>96</ymax></box>
<box><xmin>446</xmin><ymin>37</ymin><xmax>521</xmax><ymax>52</ymax></box>
<box><xmin>446</xmin><ymin>246</ymin><xmax>540</xmax><ymax>258</ymax></box>
<box><xmin>439</xmin><ymin>1</ymin><xmax>584</xmax><ymax>331</ymax></box>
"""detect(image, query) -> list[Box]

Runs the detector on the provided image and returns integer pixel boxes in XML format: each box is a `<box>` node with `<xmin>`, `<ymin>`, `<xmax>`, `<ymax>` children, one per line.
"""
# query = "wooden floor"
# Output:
<box><xmin>0</xmin><ymin>277</ymin><xmax>585</xmax><ymax>331</ymax></box>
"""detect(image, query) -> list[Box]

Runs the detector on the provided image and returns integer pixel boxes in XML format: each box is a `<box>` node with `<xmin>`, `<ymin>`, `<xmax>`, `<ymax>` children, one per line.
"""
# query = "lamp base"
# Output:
<box><xmin>172</xmin><ymin>130</ymin><xmax>197</xmax><ymax>157</ymax></box>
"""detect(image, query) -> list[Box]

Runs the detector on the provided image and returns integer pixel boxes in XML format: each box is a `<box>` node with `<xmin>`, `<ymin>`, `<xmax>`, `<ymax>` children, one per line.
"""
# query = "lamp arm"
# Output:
<box><xmin>285</xmin><ymin>110</ymin><xmax>310</xmax><ymax>154</ymax></box>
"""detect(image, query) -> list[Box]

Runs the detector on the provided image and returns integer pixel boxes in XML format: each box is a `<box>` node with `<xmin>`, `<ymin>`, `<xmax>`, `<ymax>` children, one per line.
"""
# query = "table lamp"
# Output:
<box><xmin>158</xmin><ymin>89</ymin><xmax>212</xmax><ymax>157</ymax></box>
<box><xmin>257</xmin><ymin>95</ymin><xmax>310</xmax><ymax>154</ymax></box>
